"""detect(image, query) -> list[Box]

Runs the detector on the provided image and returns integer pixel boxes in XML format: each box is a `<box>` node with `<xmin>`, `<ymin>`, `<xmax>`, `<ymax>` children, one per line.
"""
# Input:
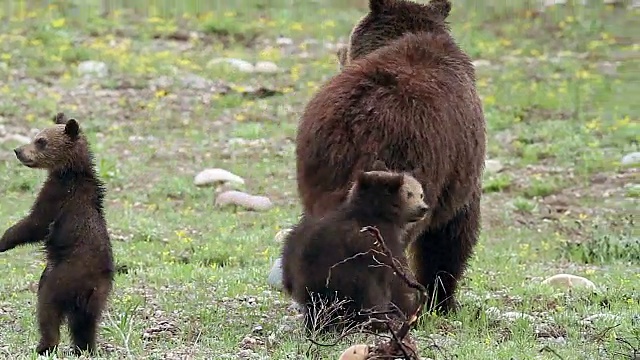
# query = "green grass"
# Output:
<box><xmin>0</xmin><ymin>0</ymin><xmax>639</xmax><ymax>359</ymax></box>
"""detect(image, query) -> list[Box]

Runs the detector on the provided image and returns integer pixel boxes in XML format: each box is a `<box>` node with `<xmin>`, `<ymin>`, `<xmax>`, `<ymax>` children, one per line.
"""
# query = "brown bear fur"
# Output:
<box><xmin>281</xmin><ymin>160</ymin><xmax>429</xmax><ymax>333</ymax></box>
<box><xmin>295</xmin><ymin>0</ymin><xmax>486</xmax><ymax>314</ymax></box>
<box><xmin>0</xmin><ymin>112</ymin><xmax>114</xmax><ymax>356</ymax></box>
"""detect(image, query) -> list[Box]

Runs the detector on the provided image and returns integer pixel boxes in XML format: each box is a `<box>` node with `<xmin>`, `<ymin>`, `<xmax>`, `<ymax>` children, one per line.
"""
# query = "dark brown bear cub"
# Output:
<box><xmin>0</xmin><ymin>113</ymin><xmax>114</xmax><ymax>356</ymax></box>
<box><xmin>296</xmin><ymin>0</ymin><xmax>486</xmax><ymax>314</ymax></box>
<box><xmin>281</xmin><ymin>161</ymin><xmax>428</xmax><ymax>333</ymax></box>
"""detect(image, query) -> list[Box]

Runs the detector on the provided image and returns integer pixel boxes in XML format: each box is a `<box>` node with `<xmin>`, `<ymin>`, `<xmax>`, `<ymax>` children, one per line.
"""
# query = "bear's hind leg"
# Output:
<box><xmin>410</xmin><ymin>197</ymin><xmax>481</xmax><ymax>314</ymax></box>
<box><xmin>69</xmin><ymin>282</ymin><xmax>110</xmax><ymax>355</ymax></box>
<box><xmin>68</xmin><ymin>309</ymin><xmax>98</xmax><ymax>355</ymax></box>
<box><xmin>35</xmin><ymin>288</ymin><xmax>64</xmax><ymax>355</ymax></box>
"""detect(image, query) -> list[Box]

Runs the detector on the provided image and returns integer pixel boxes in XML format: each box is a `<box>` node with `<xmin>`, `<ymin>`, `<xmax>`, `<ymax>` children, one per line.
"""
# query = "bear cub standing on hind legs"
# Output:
<box><xmin>0</xmin><ymin>113</ymin><xmax>114</xmax><ymax>356</ymax></box>
<box><xmin>281</xmin><ymin>160</ymin><xmax>429</xmax><ymax>333</ymax></box>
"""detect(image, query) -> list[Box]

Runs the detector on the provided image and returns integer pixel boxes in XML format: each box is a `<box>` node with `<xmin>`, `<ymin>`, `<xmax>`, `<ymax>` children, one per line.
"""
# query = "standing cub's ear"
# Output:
<box><xmin>428</xmin><ymin>0</ymin><xmax>452</xmax><ymax>20</ymax></box>
<box><xmin>64</xmin><ymin>118</ymin><xmax>80</xmax><ymax>140</ymax></box>
<box><xmin>370</xmin><ymin>160</ymin><xmax>390</xmax><ymax>172</ymax></box>
<box><xmin>369</xmin><ymin>0</ymin><xmax>393</xmax><ymax>13</ymax></box>
<box><xmin>53</xmin><ymin>112</ymin><xmax>68</xmax><ymax>125</ymax></box>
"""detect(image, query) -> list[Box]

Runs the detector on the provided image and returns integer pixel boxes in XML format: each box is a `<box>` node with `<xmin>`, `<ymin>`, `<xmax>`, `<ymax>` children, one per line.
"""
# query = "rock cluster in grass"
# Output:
<box><xmin>193</xmin><ymin>168</ymin><xmax>274</xmax><ymax>211</ymax></box>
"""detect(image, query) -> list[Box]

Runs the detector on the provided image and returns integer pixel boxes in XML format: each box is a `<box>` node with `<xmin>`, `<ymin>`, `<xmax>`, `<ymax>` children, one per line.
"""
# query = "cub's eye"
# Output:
<box><xmin>407</xmin><ymin>192</ymin><xmax>414</xmax><ymax>198</ymax></box>
<box><xmin>35</xmin><ymin>138</ymin><xmax>47</xmax><ymax>149</ymax></box>
<box><xmin>420</xmin><ymin>193</ymin><xmax>424</xmax><ymax>200</ymax></box>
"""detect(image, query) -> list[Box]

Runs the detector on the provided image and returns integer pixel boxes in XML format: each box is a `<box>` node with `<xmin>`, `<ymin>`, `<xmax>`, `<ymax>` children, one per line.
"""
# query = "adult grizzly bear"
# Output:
<box><xmin>0</xmin><ymin>113</ymin><xmax>114</xmax><ymax>356</ymax></box>
<box><xmin>282</xmin><ymin>161</ymin><xmax>429</xmax><ymax>333</ymax></box>
<box><xmin>295</xmin><ymin>0</ymin><xmax>486</xmax><ymax>314</ymax></box>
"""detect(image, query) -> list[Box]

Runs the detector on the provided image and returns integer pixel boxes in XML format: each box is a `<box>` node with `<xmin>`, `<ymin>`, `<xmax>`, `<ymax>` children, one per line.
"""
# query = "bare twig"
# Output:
<box><xmin>358</xmin><ymin>226</ymin><xmax>429</xmax><ymax>359</ymax></box>
<box><xmin>325</xmin><ymin>250</ymin><xmax>375</xmax><ymax>288</ymax></box>
<box><xmin>539</xmin><ymin>345</ymin><xmax>566</xmax><ymax>360</ymax></box>
<box><xmin>360</xmin><ymin>226</ymin><xmax>427</xmax><ymax>340</ymax></box>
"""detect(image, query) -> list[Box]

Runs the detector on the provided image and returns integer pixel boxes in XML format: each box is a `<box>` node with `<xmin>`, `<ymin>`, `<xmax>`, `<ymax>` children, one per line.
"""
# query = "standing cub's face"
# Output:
<box><xmin>346</xmin><ymin>0</ymin><xmax>452</xmax><ymax>63</ymax></box>
<box><xmin>13</xmin><ymin>113</ymin><xmax>81</xmax><ymax>170</ymax></box>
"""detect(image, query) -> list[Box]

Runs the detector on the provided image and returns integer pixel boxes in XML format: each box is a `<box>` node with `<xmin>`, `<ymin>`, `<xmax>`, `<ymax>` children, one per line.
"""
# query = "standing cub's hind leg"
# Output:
<box><xmin>69</xmin><ymin>282</ymin><xmax>111</xmax><ymax>355</ymax></box>
<box><xmin>68</xmin><ymin>310</ymin><xmax>98</xmax><ymax>355</ymax></box>
<box><xmin>35</xmin><ymin>278</ymin><xmax>64</xmax><ymax>356</ymax></box>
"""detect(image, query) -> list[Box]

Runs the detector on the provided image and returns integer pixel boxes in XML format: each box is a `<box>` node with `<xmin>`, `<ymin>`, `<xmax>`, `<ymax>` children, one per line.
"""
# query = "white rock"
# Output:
<box><xmin>236</xmin><ymin>349</ymin><xmax>254</xmax><ymax>359</ymax></box>
<box><xmin>194</xmin><ymin>168</ymin><xmax>245</xmax><ymax>187</ymax></box>
<box><xmin>621</xmin><ymin>152</ymin><xmax>640</xmax><ymax>166</ymax></box>
<box><xmin>484</xmin><ymin>159</ymin><xmax>504</xmax><ymax>174</ymax></box>
<box><xmin>543</xmin><ymin>0</ymin><xmax>567</xmax><ymax>6</ymax></box>
<box><xmin>541</xmin><ymin>273</ymin><xmax>596</xmax><ymax>290</ymax></box>
<box><xmin>267</xmin><ymin>258</ymin><xmax>283</xmax><ymax>290</ymax></box>
<box><xmin>596</xmin><ymin>61</ymin><xmax>617</xmax><ymax>76</ymax></box>
<box><xmin>473</xmin><ymin>59</ymin><xmax>492</xmax><ymax>68</ymax></box>
<box><xmin>77</xmin><ymin>60</ymin><xmax>108</xmax><ymax>78</ymax></box>
<box><xmin>273</xmin><ymin>228</ymin><xmax>292</xmax><ymax>242</ymax></box>
<box><xmin>484</xmin><ymin>306</ymin><xmax>502</xmax><ymax>318</ymax></box>
<box><xmin>339</xmin><ymin>344</ymin><xmax>369</xmax><ymax>360</ymax></box>
<box><xmin>253</xmin><ymin>61</ymin><xmax>279</xmax><ymax>73</ymax></box>
<box><xmin>207</xmin><ymin>58</ymin><xmax>254</xmax><ymax>73</ymax></box>
<box><xmin>215</xmin><ymin>190</ymin><xmax>273</xmax><ymax>211</ymax></box>
<box><xmin>0</xmin><ymin>134</ymin><xmax>31</xmax><ymax>145</ymax></box>
<box><xmin>581</xmin><ymin>313</ymin><xmax>621</xmax><ymax>325</ymax></box>
<box><xmin>276</xmin><ymin>37</ymin><xmax>293</xmax><ymax>46</ymax></box>
<box><xmin>502</xmin><ymin>311</ymin><xmax>535</xmax><ymax>322</ymax></box>
<box><xmin>180</xmin><ymin>73</ymin><xmax>212</xmax><ymax>90</ymax></box>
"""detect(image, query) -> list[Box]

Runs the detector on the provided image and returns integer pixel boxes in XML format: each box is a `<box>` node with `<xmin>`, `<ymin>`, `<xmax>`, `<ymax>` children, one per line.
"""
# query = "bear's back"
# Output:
<box><xmin>296</xmin><ymin>31</ymin><xmax>486</xmax><ymax>226</ymax></box>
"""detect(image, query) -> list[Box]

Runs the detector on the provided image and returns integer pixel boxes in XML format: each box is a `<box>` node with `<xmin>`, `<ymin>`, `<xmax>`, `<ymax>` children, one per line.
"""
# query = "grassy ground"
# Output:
<box><xmin>0</xmin><ymin>0</ymin><xmax>638</xmax><ymax>359</ymax></box>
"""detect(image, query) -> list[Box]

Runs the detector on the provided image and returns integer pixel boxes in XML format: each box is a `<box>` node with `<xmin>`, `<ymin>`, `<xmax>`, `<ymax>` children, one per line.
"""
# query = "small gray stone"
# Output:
<box><xmin>621</xmin><ymin>152</ymin><xmax>640</xmax><ymax>166</ymax></box>
<box><xmin>194</xmin><ymin>168</ymin><xmax>245</xmax><ymax>187</ymax></box>
<box><xmin>207</xmin><ymin>58</ymin><xmax>254</xmax><ymax>73</ymax></box>
<box><xmin>267</xmin><ymin>258</ymin><xmax>283</xmax><ymax>290</ymax></box>
<box><xmin>215</xmin><ymin>190</ymin><xmax>273</xmax><ymax>211</ymax></box>
<box><xmin>502</xmin><ymin>311</ymin><xmax>535</xmax><ymax>322</ymax></box>
<box><xmin>273</xmin><ymin>228</ymin><xmax>291</xmax><ymax>242</ymax></box>
<box><xmin>484</xmin><ymin>159</ymin><xmax>504</xmax><ymax>174</ymax></box>
<box><xmin>236</xmin><ymin>349</ymin><xmax>254</xmax><ymax>359</ymax></box>
<box><xmin>77</xmin><ymin>60</ymin><xmax>108</xmax><ymax>78</ymax></box>
<box><xmin>180</xmin><ymin>73</ymin><xmax>212</xmax><ymax>90</ymax></box>
<box><xmin>541</xmin><ymin>273</ymin><xmax>597</xmax><ymax>290</ymax></box>
<box><xmin>253</xmin><ymin>61</ymin><xmax>279</xmax><ymax>73</ymax></box>
<box><xmin>276</xmin><ymin>37</ymin><xmax>293</xmax><ymax>46</ymax></box>
<box><xmin>596</xmin><ymin>61</ymin><xmax>618</xmax><ymax>76</ymax></box>
<box><xmin>473</xmin><ymin>59</ymin><xmax>492</xmax><ymax>68</ymax></box>
<box><xmin>581</xmin><ymin>313</ymin><xmax>621</xmax><ymax>324</ymax></box>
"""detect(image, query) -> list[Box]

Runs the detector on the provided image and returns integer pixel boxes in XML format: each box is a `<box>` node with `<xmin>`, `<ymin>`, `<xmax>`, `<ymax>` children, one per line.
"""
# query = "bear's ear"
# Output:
<box><xmin>370</xmin><ymin>160</ymin><xmax>389</xmax><ymax>172</ymax></box>
<box><xmin>428</xmin><ymin>0</ymin><xmax>452</xmax><ymax>20</ymax></box>
<box><xmin>53</xmin><ymin>112</ymin><xmax>67</xmax><ymax>125</ymax></box>
<box><xmin>369</xmin><ymin>0</ymin><xmax>392</xmax><ymax>13</ymax></box>
<box><xmin>64</xmin><ymin>118</ymin><xmax>80</xmax><ymax>140</ymax></box>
